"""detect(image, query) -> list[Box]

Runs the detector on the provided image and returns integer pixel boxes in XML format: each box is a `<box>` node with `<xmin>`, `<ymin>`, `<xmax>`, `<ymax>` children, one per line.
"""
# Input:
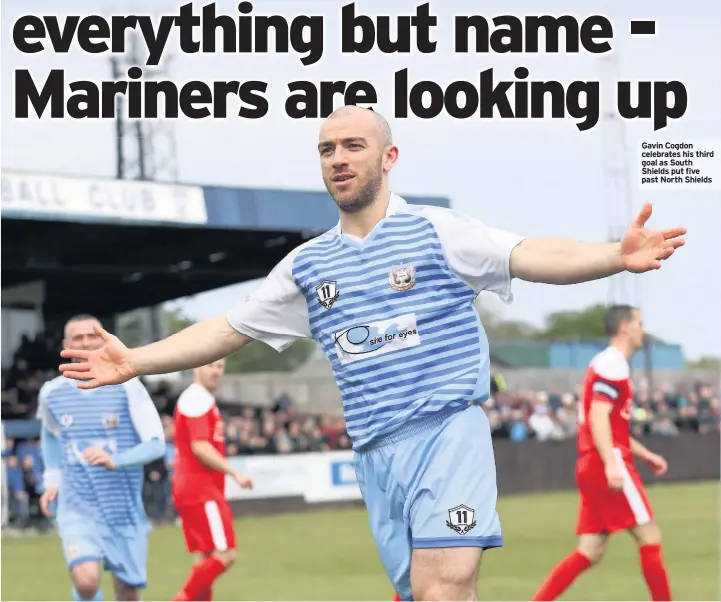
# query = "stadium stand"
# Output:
<box><xmin>2</xmin><ymin>170</ymin><xmax>449</xmax><ymax>326</ymax></box>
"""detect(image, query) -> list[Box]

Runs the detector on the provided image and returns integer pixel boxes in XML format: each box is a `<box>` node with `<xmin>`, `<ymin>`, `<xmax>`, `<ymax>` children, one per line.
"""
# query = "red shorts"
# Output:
<box><xmin>575</xmin><ymin>451</ymin><xmax>654</xmax><ymax>535</ymax></box>
<box><xmin>176</xmin><ymin>499</ymin><xmax>236</xmax><ymax>554</ymax></box>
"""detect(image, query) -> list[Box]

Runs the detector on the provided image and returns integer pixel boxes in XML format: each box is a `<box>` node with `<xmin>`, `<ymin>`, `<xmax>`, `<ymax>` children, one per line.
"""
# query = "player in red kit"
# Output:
<box><xmin>532</xmin><ymin>306</ymin><xmax>672</xmax><ymax>601</ymax></box>
<box><xmin>172</xmin><ymin>359</ymin><xmax>253</xmax><ymax>602</ymax></box>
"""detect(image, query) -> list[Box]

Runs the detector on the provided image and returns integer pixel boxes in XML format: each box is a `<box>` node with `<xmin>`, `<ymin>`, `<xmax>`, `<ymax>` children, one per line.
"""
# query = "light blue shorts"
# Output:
<box><xmin>57</xmin><ymin>512</ymin><xmax>149</xmax><ymax>589</ymax></box>
<box><xmin>353</xmin><ymin>404</ymin><xmax>502</xmax><ymax>600</ymax></box>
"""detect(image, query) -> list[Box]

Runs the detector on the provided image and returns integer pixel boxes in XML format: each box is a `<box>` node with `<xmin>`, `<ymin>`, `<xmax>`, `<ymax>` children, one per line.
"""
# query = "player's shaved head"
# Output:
<box><xmin>325</xmin><ymin>105</ymin><xmax>393</xmax><ymax>147</ymax></box>
<box><xmin>318</xmin><ymin>105</ymin><xmax>399</xmax><ymax>214</ymax></box>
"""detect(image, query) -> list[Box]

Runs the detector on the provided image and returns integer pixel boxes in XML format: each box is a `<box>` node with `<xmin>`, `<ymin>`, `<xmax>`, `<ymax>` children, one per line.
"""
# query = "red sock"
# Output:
<box><xmin>532</xmin><ymin>550</ymin><xmax>592</xmax><ymax>600</ymax></box>
<box><xmin>174</xmin><ymin>557</ymin><xmax>226</xmax><ymax>601</ymax></box>
<box><xmin>393</xmin><ymin>593</ymin><xmax>402</xmax><ymax>601</ymax></box>
<box><xmin>640</xmin><ymin>544</ymin><xmax>672</xmax><ymax>601</ymax></box>
<box><xmin>198</xmin><ymin>589</ymin><xmax>212</xmax><ymax>601</ymax></box>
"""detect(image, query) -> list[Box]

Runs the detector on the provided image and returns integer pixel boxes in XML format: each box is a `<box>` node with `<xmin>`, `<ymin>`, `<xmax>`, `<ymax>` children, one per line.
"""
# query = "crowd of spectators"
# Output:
<box><xmin>484</xmin><ymin>370</ymin><xmax>721</xmax><ymax>443</ymax></box>
<box><xmin>1</xmin><ymin>332</ymin><xmax>719</xmax><ymax>530</ymax></box>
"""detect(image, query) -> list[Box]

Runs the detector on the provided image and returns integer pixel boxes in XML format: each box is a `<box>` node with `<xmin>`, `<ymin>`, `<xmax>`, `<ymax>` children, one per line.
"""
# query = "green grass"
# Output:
<box><xmin>2</xmin><ymin>481</ymin><xmax>718</xmax><ymax>600</ymax></box>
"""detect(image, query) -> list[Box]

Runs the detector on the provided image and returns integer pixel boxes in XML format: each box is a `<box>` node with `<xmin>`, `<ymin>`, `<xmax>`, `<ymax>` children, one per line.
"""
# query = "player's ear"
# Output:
<box><xmin>383</xmin><ymin>145</ymin><xmax>399</xmax><ymax>173</ymax></box>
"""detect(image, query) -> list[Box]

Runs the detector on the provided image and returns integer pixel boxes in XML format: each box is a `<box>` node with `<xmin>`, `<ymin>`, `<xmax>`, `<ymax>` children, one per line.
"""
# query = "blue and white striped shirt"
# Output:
<box><xmin>228</xmin><ymin>194</ymin><xmax>524</xmax><ymax>450</ymax></box>
<box><xmin>37</xmin><ymin>376</ymin><xmax>164</xmax><ymax>528</ymax></box>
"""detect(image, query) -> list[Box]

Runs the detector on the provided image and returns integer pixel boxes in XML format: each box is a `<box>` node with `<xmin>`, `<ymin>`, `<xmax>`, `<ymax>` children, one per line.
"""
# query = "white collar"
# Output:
<box><xmin>334</xmin><ymin>192</ymin><xmax>407</xmax><ymax>237</ymax></box>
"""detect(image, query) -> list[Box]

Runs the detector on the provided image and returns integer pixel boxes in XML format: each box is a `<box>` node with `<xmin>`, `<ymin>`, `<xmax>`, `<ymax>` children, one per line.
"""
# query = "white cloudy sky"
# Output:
<box><xmin>2</xmin><ymin>0</ymin><xmax>720</xmax><ymax>359</ymax></box>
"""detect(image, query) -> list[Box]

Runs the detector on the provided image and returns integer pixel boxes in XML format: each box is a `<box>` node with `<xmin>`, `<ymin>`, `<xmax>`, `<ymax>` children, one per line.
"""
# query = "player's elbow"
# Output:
<box><xmin>146</xmin><ymin>438</ymin><xmax>166</xmax><ymax>462</ymax></box>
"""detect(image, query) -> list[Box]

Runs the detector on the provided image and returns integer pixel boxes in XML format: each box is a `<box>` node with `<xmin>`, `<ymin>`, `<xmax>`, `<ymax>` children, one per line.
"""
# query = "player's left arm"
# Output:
<box><xmin>36</xmin><ymin>383</ymin><xmax>62</xmax><ymax>490</ymax></box>
<box><xmin>630</xmin><ymin>437</ymin><xmax>668</xmax><ymax>476</ymax></box>
<box><xmin>508</xmin><ymin>204</ymin><xmax>685</xmax><ymax>285</ymax></box>
<box><xmin>36</xmin><ymin>385</ymin><xmax>63</xmax><ymax>516</ymax></box>
<box><xmin>510</xmin><ymin>239</ymin><xmax>623</xmax><ymax>285</ymax></box>
<box><xmin>84</xmin><ymin>379</ymin><xmax>166</xmax><ymax>470</ymax></box>
<box><xmin>118</xmin><ymin>378</ymin><xmax>167</xmax><ymax>467</ymax></box>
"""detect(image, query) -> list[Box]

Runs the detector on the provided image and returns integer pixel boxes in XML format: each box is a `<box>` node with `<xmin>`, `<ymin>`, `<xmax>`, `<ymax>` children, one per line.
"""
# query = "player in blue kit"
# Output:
<box><xmin>39</xmin><ymin>314</ymin><xmax>166</xmax><ymax>602</ymax></box>
<box><xmin>58</xmin><ymin>107</ymin><xmax>685</xmax><ymax>601</ymax></box>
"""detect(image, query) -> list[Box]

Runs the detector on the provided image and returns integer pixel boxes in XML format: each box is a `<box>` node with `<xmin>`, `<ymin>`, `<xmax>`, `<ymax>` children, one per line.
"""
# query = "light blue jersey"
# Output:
<box><xmin>228</xmin><ymin>193</ymin><xmax>524</xmax><ymax>599</ymax></box>
<box><xmin>228</xmin><ymin>194</ymin><xmax>523</xmax><ymax>449</ymax></box>
<box><xmin>38</xmin><ymin>376</ymin><xmax>165</xmax><ymax>590</ymax></box>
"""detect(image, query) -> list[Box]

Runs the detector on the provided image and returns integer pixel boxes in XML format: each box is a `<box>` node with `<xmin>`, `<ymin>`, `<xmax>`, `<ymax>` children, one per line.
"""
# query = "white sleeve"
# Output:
<box><xmin>176</xmin><ymin>384</ymin><xmax>215</xmax><ymax>418</ymax></box>
<box><xmin>417</xmin><ymin>206</ymin><xmax>525</xmax><ymax>302</ymax></box>
<box><xmin>226</xmin><ymin>248</ymin><xmax>312</xmax><ymax>352</ymax></box>
<box><xmin>123</xmin><ymin>379</ymin><xmax>165</xmax><ymax>442</ymax></box>
<box><xmin>36</xmin><ymin>381</ymin><xmax>60</xmax><ymax>437</ymax></box>
<box><xmin>593</xmin><ymin>351</ymin><xmax>630</xmax><ymax>381</ymax></box>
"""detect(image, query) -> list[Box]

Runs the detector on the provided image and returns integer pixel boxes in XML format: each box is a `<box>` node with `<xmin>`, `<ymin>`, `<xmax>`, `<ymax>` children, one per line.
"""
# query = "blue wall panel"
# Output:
<box><xmin>548</xmin><ymin>340</ymin><xmax>684</xmax><ymax>370</ymax></box>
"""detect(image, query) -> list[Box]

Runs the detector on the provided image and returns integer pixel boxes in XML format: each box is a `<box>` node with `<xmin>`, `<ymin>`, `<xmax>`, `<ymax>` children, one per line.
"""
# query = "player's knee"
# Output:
<box><xmin>72</xmin><ymin>575</ymin><xmax>101</xmax><ymax>599</ymax></box>
<box><xmin>114</xmin><ymin>583</ymin><xmax>141</xmax><ymax>602</ymax></box>
<box><xmin>577</xmin><ymin>542</ymin><xmax>606</xmax><ymax>565</ymax></box>
<box><xmin>632</xmin><ymin>521</ymin><xmax>662</xmax><ymax>546</ymax></box>
<box><xmin>417</xmin><ymin>579</ymin><xmax>474</xmax><ymax>602</ymax></box>
<box><xmin>214</xmin><ymin>548</ymin><xmax>237</xmax><ymax>568</ymax></box>
<box><xmin>72</xmin><ymin>563</ymin><xmax>101</xmax><ymax>599</ymax></box>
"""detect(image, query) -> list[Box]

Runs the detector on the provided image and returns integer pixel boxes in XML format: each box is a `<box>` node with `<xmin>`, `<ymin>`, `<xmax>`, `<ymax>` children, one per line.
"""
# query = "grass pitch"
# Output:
<box><xmin>1</xmin><ymin>480</ymin><xmax>718</xmax><ymax>600</ymax></box>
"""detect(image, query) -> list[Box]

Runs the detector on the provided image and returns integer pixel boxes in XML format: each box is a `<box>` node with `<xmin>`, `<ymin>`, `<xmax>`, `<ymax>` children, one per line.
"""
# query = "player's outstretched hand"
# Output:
<box><xmin>83</xmin><ymin>446</ymin><xmax>117</xmax><ymax>471</ymax></box>
<box><xmin>643</xmin><ymin>452</ymin><xmax>668</xmax><ymax>477</ymax></box>
<box><xmin>604</xmin><ymin>464</ymin><xmax>624</xmax><ymax>491</ymax></box>
<box><xmin>232</xmin><ymin>472</ymin><xmax>253</xmax><ymax>490</ymax></box>
<box><xmin>59</xmin><ymin>325</ymin><xmax>136</xmax><ymax>389</ymax></box>
<box><xmin>620</xmin><ymin>203</ymin><xmax>686</xmax><ymax>273</ymax></box>
<box><xmin>40</xmin><ymin>486</ymin><xmax>59</xmax><ymax>517</ymax></box>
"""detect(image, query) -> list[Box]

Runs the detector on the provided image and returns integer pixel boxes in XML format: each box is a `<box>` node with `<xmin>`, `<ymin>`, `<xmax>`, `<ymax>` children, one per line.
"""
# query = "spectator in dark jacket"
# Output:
<box><xmin>144</xmin><ymin>457</ymin><xmax>169</xmax><ymax>523</ymax></box>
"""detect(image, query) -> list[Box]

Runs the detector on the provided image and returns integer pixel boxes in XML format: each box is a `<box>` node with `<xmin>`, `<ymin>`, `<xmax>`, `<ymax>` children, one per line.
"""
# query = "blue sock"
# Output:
<box><xmin>72</xmin><ymin>587</ymin><xmax>103</xmax><ymax>601</ymax></box>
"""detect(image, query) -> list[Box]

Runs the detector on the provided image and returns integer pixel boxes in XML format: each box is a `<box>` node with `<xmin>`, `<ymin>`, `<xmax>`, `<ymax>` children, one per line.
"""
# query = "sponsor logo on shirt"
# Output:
<box><xmin>334</xmin><ymin>313</ymin><xmax>421</xmax><ymax>365</ymax></box>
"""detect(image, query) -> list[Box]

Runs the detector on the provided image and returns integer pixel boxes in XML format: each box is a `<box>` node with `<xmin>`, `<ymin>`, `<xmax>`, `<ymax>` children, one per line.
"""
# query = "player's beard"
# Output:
<box><xmin>327</xmin><ymin>159</ymin><xmax>383</xmax><ymax>215</ymax></box>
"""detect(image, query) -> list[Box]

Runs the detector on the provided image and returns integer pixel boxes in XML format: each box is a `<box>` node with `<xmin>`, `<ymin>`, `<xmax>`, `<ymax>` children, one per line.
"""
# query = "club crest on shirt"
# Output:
<box><xmin>446</xmin><ymin>504</ymin><xmax>477</xmax><ymax>535</ymax></box>
<box><xmin>316</xmin><ymin>280</ymin><xmax>340</xmax><ymax>310</ymax></box>
<box><xmin>389</xmin><ymin>264</ymin><xmax>416</xmax><ymax>292</ymax></box>
<box><xmin>60</xmin><ymin>414</ymin><xmax>74</xmax><ymax>428</ymax></box>
<box><xmin>102</xmin><ymin>413</ymin><xmax>119</xmax><ymax>429</ymax></box>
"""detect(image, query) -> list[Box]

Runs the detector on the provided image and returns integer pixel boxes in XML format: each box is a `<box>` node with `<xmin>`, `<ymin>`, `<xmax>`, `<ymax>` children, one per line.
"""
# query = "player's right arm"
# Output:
<box><xmin>587</xmin><ymin>352</ymin><xmax>629</xmax><ymax>491</ymax></box>
<box><xmin>589</xmin><ymin>402</ymin><xmax>622</xmax><ymax>490</ymax></box>
<box><xmin>60</xmin><ymin>316</ymin><xmax>250</xmax><ymax>388</ymax></box>
<box><xmin>59</xmin><ymin>249</ymin><xmax>312</xmax><ymax>389</ymax></box>
<box><xmin>129</xmin><ymin>317</ymin><xmax>248</xmax><ymax>378</ymax></box>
